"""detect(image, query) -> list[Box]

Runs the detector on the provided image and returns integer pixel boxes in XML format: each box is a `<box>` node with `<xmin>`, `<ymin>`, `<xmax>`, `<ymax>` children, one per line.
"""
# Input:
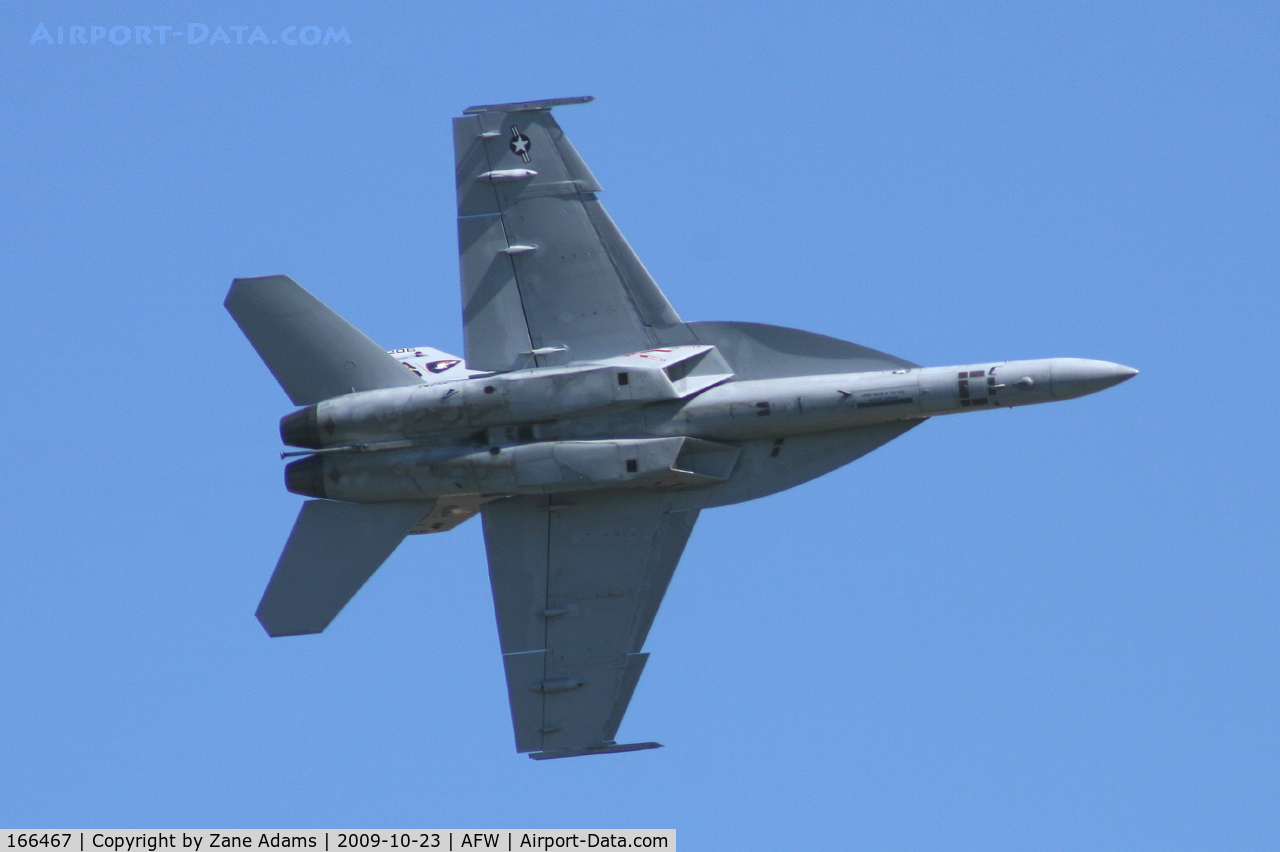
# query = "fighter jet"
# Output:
<box><xmin>225</xmin><ymin>96</ymin><xmax>1136</xmax><ymax>760</ymax></box>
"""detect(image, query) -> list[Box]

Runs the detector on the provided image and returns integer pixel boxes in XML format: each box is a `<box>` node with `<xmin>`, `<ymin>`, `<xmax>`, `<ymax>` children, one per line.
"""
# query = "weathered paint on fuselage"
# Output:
<box><xmin>281</xmin><ymin>356</ymin><xmax>1135</xmax><ymax>504</ymax></box>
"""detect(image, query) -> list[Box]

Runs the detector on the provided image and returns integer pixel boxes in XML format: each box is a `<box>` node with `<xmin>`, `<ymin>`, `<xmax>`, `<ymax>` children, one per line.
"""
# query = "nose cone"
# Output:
<box><xmin>1050</xmin><ymin>359</ymin><xmax>1138</xmax><ymax>400</ymax></box>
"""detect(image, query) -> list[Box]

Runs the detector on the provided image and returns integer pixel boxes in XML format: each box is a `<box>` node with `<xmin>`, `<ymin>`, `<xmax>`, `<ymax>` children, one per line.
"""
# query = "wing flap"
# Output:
<box><xmin>457</xmin><ymin>213</ymin><xmax>535</xmax><ymax>369</ymax></box>
<box><xmin>501</xmin><ymin>651</ymin><xmax>548</xmax><ymax>753</ymax></box>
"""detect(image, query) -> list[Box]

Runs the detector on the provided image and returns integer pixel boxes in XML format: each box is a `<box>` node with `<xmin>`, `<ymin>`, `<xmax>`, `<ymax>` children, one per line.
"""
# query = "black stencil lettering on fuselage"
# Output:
<box><xmin>855</xmin><ymin>396</ymin><xmax>914</xmax><ymax>408</ymax></box>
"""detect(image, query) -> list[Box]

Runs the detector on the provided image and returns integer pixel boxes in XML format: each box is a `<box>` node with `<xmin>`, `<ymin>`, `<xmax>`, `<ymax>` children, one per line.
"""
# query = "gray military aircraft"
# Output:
<box><xmin>226</xmin><ymin>96</ymin><xmax>1136</xmax><ymax>760</ymax></box>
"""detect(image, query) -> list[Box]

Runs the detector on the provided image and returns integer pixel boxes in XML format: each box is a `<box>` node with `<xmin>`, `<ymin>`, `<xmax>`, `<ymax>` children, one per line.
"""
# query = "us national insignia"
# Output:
<box><xmin>426</xmin><ymin>359</ymin><xmax>461</xmax><ymax>374</ymax></box>
<box><xmin>509</xmin><ymin>126</ymin><xmax>532</xmax><ymax>162</ymax></box>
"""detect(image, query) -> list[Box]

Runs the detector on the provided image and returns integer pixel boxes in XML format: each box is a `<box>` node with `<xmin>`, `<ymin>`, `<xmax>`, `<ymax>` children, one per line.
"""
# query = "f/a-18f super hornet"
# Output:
<box><xmin>225</xmin><ymin>96</ymin><xmax>1136</xmax><ymax>760</ymax></box>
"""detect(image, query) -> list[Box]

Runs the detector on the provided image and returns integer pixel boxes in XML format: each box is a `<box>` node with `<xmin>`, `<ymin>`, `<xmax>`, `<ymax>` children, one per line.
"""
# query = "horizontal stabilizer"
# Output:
<box><xmin>225</xmin><ymin>275</ymin><xmax>423</xmax><ymax>406</ymax></box>
<box><xmin>256</xmin><ymin>499</ymin><xmax>432</xmax><ymax>637</ymax></box>
<box><xmin>528</xmin><ymin>742</ymin><xmax>663</xmax><ymax>760</ymax></box>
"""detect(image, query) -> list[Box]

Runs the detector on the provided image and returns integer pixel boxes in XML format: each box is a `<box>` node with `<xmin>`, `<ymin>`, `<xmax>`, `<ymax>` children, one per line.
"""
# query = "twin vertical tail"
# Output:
<box><xmin>224</xmin><ymin>274</ymin><xmax>422</xmax><ymax>407</ymax></box>
<box><xmin>255</xmin><ymin>500</ymin><xmax>434</xmax><ymax>636</ymax></box>
<box><xmin>225</xmin><ymin>275</ymin><xmax>434</xmax><ymax>637</ymax></box>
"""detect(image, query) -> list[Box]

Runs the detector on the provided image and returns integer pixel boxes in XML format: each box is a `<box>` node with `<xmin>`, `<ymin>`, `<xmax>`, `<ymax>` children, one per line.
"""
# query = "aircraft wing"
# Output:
<box><xmin>481</xmin><ymin>491</ymin><xmax>699</xmax><ymax>759</ymax></box>
<box><xmin>454</xmin><ymin>97</ymin><xmax>686</xmax><ymax>373</ymax></box>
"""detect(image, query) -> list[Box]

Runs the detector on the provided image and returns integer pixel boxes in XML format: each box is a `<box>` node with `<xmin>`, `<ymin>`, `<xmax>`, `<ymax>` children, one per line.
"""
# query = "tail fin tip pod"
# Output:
<box><xmin>224</xmin><ymin>274</ymin><xmax>423</xmax><ymax>406</ymax></box>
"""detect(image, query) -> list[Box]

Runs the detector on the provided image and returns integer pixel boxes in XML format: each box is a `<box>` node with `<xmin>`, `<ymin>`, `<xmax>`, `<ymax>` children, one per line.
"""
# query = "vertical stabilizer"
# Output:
<box><xmin>256</xmin><ymin>500</ymin><xmax>434</xmax><ymax>637</ymax></box>
<box><xmin>225</xmin><ymin>275</ymin><xmax>423</xmax><ymax>406</ymax></box>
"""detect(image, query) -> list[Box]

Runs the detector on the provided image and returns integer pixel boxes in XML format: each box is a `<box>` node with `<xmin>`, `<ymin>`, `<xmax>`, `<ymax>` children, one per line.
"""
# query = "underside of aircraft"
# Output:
<box><xmin>226</xmin><ymin>96</ymin><xmax>1135</xmax><ymax>759</ymax></box>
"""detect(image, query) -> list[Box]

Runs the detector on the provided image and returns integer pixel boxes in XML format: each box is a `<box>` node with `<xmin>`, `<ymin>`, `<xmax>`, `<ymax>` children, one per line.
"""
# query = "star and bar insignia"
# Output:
<box><xmin>509</xmin><ymin>126</ymin><xmax>532</xmax><ymax>162</ymax></box>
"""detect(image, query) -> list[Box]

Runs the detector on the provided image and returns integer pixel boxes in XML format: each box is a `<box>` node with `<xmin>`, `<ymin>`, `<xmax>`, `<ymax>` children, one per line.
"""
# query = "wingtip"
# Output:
<box><xmin>256</xmin><ymin>609</ymin><xmax>326</xmax><ymax>638</ymax></box>
<box><xmin>225</xmin><ymin>274</ymin><xmax>297</xmax><ymax>306</ymax></box>
<box><xmin>463</xmin><ymin>95</ymin><xmax>594</xmax><ymax>115</ymax></box>
<box><xmin>527</xmin><ymin>741</ymin><xmax>663</xmax><ymax>760</ymax></box>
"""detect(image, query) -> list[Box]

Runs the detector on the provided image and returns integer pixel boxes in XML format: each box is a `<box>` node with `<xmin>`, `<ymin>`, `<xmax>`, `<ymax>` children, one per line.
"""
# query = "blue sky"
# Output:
<box><xmin>3</xmin><ymin>1</ymin><xmax>1277</xmax><ymax>847</ymax></box>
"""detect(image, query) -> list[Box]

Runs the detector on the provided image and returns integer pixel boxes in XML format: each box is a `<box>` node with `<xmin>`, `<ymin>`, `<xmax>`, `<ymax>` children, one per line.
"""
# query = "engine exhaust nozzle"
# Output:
<box><xmin>280</xmin><ymin>405</ymin><xmax>322</xmax><ymax>448</ymax></box>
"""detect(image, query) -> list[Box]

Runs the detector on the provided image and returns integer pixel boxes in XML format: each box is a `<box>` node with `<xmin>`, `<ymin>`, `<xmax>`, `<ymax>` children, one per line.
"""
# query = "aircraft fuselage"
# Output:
<box><xmin>281</xmin><ymin>356</ymin><xmax>1135</xmax><ymax>503</ymax></box>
